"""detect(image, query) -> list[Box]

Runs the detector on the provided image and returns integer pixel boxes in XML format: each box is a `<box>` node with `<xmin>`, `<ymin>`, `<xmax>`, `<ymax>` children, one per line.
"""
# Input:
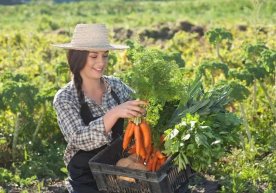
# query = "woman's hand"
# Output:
<box><xmin>103</xmin><ymin>100</ymin><xmax>147</xmax><ymax>133</ymax></box>
<box><xmin>112</xmin><ymin>100</ymin><xmax>147</xmax><ymax>119</ymax></box>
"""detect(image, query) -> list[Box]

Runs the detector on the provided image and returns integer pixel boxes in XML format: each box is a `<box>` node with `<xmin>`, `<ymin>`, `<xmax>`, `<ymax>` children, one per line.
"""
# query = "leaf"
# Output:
<box><xmin>169</xmin><ymin>128</ymin><xmax>180</xmax><ymax>139</ymax></box>
<box><xmin>211</xmin><ymin>140</ymin><xmax>221</xmax><ymax>145</ymax></box>
<box><xmin>195</xmin><ymin>133</ymin><xmax>209</xmax><ymax>148</ymax></box>
<box><xmin>182</xmin><ymin>133</ymin><xmax>191</xmax><ymax>141</ymax></box>
<box><xmin>60</xmin><ymin>167</ymin><xmax>68</xmax><ymax>175</ymax></box>
<box><xmin>0</xmin><ymin>138</ymin><xmax>7</xmax><ymax>145</ymax></box>
<box><xmin>206</xmin><ymin>28</ymin><xmax>233</xmax><ymax>45</ymax></box>
<box><xmin>204</xmin><ymin>131</ymin><xmax>214</xmax><ymax>139</ymax></box>
<box><xmin>182</xmin><ymin>153</ymin><xmax>189</xmax><ymax>165</ymax></box>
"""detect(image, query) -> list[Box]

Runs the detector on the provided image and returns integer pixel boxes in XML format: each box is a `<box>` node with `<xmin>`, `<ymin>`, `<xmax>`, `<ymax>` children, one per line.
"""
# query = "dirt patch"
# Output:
<box><xmin>112</xmin><ymin>20</ymin><xmax>205</xmax><ymax>44</ymax></box>
<box><xmin>3</xmin><ymin>173</ymin><xmax>220</xmax><ymax>193</ymax></box>
<box><xmin>2</xmin><ymin>179</ymin><xmax>68</xmax><ymax>193</ymax></box>
<box><xmin>187</xmin><ymin>173</ymin><xmax>220</xmax><ymax>193</ymax></box>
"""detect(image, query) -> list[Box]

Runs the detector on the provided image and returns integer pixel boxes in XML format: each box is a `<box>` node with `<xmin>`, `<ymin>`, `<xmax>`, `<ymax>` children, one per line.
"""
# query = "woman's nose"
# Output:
<box><xmin>97</xmin><ymin>56</ymin><xmax>106</xmax><ymax>65</ymax></box>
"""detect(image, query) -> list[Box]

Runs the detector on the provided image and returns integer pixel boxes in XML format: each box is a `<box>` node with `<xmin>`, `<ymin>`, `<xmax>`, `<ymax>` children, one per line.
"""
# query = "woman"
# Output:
<box><xmin>53</xmin><ymin>24</ymin><xmax>146</xmax><ymax>193</ymax></box>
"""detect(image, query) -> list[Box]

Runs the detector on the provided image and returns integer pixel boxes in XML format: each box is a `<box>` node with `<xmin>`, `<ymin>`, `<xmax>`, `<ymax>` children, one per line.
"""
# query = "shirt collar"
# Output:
<box><xmin>101</xmin><ymin>76</ymin><xmax>112</xmax><ymax>94</ymax></box>
<box><xmin>69</xmin><ymin>76</ymin><xmax>112</xmax><ymax>103</ymax></box>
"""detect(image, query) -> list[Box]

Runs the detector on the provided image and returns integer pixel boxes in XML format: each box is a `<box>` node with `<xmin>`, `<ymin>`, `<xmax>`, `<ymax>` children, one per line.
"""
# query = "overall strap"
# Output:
<box><xmin>110</xmin><ymin>89</ymin><xmax>121</xmax><ymax>105</ymax></box>
<box><xmin>80</xmin><ymin>101</ymin><xmax>94</xmax><ymax>126</ymax></box>
<box><xmin>80</xmin><ymin>89</ymin><xmax>121</xmax><ymax>126</ymax></box>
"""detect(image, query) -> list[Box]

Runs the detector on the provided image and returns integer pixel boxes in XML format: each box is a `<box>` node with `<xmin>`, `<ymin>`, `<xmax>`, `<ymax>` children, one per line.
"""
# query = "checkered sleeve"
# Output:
<box><xmin>53</xmin><ymin>99</ymin><xmax>109</xmax><ymax>151</ymax></box>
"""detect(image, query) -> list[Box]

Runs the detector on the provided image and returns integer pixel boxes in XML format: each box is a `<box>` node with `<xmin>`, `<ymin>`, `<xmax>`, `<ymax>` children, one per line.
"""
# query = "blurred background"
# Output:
<box><xmin>0</xmin><ymin>0</ymin><xmax>275</xmax><ymax>192</ymax></box>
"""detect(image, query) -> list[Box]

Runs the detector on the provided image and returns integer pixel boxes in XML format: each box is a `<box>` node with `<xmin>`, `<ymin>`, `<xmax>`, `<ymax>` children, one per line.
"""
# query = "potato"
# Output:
<box><xmin>116</xmin><ymin>157</ymin><xmax>134</xmax><ymax>168</ymax></box>
<box><xmin>116</xmin><ymin>156</ymin><xmax>148</xmax><ymax>171</ymax></box>
<box><xmin>116</xmin><ymin>157</ymin><xmax>136</xmax><ymax>182</ymax></box>
<box><xmin>130</xmin><ymin>162</ymin><xmax>148</xmax><ymax>171</ymax></box>
<box><xmin>116</xmin><ymin>156</ymin><xmax>148</xmax><ymax>182</ymax></box>
<box><xmin>127</xmin><ymin>154</ymin><xmax>139</xmax><ymax>161</ymax></box>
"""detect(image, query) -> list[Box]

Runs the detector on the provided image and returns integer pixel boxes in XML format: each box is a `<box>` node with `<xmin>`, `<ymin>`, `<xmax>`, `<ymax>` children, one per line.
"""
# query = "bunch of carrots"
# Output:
<box><xmin>122</xmin><ymin>118</ymin><xmax>167</xmax><ymax>172</ymax></box>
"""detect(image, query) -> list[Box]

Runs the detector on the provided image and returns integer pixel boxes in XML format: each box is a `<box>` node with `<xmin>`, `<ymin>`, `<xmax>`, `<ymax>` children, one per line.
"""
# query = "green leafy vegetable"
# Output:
<box><xmin>164</xmin><ymin>113</ymin><xmax>223</xmax><ymax>171</ymax></box>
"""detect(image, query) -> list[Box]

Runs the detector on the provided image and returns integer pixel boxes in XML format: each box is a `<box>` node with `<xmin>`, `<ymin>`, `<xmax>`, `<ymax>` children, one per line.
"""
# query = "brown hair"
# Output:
<box><xmin>67</xmin><ymin>49</ymin><xmax>89</xmax><ymax>104</ymax></box>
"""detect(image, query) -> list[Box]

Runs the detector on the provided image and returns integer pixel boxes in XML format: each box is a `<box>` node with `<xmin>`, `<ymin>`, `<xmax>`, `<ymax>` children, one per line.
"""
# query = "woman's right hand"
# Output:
<box><xmin>103</xmin><ymin>100</ymin><xmax>147</xmax><ymax>133</ymax></box>
<box><xmin>112</xmin><ymin>100</ymin><xmax>147</xmax><ymax>119</ymax></box>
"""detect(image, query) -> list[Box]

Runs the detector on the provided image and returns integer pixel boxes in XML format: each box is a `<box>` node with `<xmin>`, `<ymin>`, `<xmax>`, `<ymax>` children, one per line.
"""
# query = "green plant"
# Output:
<box><xmin>123</xmin><ymin>41</ymin><xmax>185</xmax><ymax>103</ymax></box>
<box><xmin>0</xmin><ymin>187</ymin><xmax>5</xmax><ymax>193</ymax></box>
<box><xmin>0</xmin><ymin>167</ymin><xmax>37</xmax><ymax>187</ymax></box>
<box><xmin>0</xmin><ymin>73</ymin><xmax>38</xmax><ymax>160</ymax></box>
<box><xmin>18</xmin><ymin>143</ymin><xmax>66</xmax><ymax>179</ymax></box>
<box><xmin>163</xmin><ymin>113</ymin><xmax>223</xmax><ymax>171</ymax></box>
<box><xmin>120</xmin><ymin>41</ymin><xmax>188</xmax><ymax>134</ymax></box>
<box><xmin>243</xmin><ymin>43</ymin><xmax>276</xmax><ymax>119</ymax></box>
<box><xmin>197</xmin><ymin>61</ymin><xmax>229</xmax><ymax>85</ymax></box>
<box><xmin>206</xmin><ymin>28</ymin><xmax>233</xmax><ymax>60</ymax></box>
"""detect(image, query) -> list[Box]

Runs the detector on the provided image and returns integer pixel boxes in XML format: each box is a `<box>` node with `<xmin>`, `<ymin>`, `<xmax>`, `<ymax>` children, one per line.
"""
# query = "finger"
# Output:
<box><xmin>127</xmin><ymin>109</ymin><xmax>143</xmax><ymax>118</ymax></box>
<box><xmin>127</xmin><ymin>106</ymin><xmax>145</xmax><ymax>114</ymax></box>
<box><xmin>130</xmin><ymin>100</ymin><xmax>148</xmax><ymax>106</ymax></box>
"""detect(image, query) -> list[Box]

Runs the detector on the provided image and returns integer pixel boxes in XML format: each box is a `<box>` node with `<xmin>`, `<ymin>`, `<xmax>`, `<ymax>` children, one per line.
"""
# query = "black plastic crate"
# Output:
<box><xmin>89</xmin><ymin>137</ymin><xmax>192</xmax><ymax>193</ymax></box>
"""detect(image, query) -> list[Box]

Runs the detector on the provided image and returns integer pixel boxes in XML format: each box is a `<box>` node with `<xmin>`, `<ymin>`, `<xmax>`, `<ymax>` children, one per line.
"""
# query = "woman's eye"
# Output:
<box><xmin>103</xmin><ymin>55</ymin><xmax>109</xmax><ymax>58</ymax></box>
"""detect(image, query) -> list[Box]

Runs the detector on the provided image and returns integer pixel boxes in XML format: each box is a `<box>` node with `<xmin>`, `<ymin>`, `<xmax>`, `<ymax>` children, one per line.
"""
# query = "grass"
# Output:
<box><xmin>0</xmin><ymin>0</ymin><xmax>275</xmax><ymax>33</ymax></box>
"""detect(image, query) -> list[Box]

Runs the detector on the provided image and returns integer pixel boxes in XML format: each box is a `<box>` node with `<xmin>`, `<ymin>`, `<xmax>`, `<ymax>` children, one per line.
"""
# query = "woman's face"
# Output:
<box><xmin>80</xmin><ymin>51</ymin><xmax>109</xmax><ymax>80</ymax></box>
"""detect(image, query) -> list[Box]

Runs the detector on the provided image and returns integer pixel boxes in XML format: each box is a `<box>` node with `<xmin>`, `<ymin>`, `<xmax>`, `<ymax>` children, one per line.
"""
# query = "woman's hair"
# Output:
<box><xmin>67</xmin><ymin>49</ymin><xmax>89</xmax><ymax>104</ymax></box>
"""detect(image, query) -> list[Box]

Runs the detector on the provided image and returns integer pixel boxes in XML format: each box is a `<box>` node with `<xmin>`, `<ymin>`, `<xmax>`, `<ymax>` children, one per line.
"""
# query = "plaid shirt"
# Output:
<box><xmin>53</xmin><ymin>75</ymin><xmax>133</xmax><ymax>166</ymax></box>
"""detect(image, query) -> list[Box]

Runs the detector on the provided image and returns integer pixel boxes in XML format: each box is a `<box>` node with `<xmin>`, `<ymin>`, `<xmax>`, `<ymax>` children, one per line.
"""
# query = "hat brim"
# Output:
<box><xmin>52</xmin><ymin>43</ymin><xmax>129</xmax><ymax>51</ymax></box>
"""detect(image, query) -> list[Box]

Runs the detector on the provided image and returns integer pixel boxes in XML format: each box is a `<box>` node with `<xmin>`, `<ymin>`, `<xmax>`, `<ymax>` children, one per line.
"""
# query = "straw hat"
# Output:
<box><xmin>53</xmin><ymin>24</ymin><xmax>129</xmax><ymax>51</ymax></box>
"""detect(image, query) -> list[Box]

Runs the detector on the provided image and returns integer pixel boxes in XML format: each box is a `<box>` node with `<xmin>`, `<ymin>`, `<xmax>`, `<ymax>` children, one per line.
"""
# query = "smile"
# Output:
<box><xmin>93</xmin><ymin>68</ymin><xmax>103</xmax><ymax>72</ymax></box>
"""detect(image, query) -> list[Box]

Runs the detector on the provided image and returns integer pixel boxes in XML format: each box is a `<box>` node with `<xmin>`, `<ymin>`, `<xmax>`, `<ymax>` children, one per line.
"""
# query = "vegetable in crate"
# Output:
<box><xmin>163</xmin><ymin>79</ymin><xmax>241</xmax><ymax>172</ymax></box>
<box><xmin>119</xmin><ymin>42</ymin><xmax>187</xmax><ymax>148</ymax></box>
<box><xmin>116</xmin><ymin>155</ymin><xmax>147</xmax><ymax>171</ymax></box>
<box><xmin>119</xmin><ymin>42</ymin><xmax>190</xmax><ymax>172</ymax></box>
<box><xmin>126</xmin><ymin>47</ymin><xmax>183</xmax><ymax>102</ymax></box>
<box><xmin>164</xmin><ymin>113</ymin><xmax>222</xmax><ymax>171</ymax></box>
<box><xmin>167</xmin><ymin>79</ymin><xmax>241</xmax><ymax>148</ymax></box>
<box><xmin>120</xmin><ymin>42</ymin><xmax>186</xmax><ymax>127</ymax></box>
<box><xmin>115</xmin><ymin>154</ymin><xmax>146</xmax><ymax>182</ymax></box>
<box><xmin>122</xmin><ymin>118</ymin><xmax>167</xmax><ymax>172</ymax></box>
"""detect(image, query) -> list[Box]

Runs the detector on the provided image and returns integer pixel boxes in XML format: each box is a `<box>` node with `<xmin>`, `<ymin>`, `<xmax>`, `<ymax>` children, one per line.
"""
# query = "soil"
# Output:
<box><xmin>2</xmin><ymin>173</ymin><xmax>219</xmax><ymax>193</ymax></box>
<box><xmin>187</xmin><ymin>173</ymin><xmax>220</xmax><ymax>193</ymax></box>
<box><xmin>2</xmin><ymin>180</ymin><xmax>68</xmax><ymax>193</ymax></box>
<box><xmin>112</xmin><ymin>20</ymin><xmax>205</xmax><ymax>44</ymax></box>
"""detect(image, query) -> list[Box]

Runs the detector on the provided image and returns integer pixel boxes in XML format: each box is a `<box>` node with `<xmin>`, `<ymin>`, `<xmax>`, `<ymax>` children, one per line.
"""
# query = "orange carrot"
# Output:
<box><xmin>123</xmin><ymin>121</ymin><xmax>134</xmax><ymax>150</ymax></box>
<box><xmin>128</xmin><ymin>122</ymin><xmax>135</xmax><ymax>139</ymax></box>
<box><xmin>145</xmin><ymin>145</ymin><xmax>153</xmax><ymax>163</ymax></box>
<box><xmin>134</xmin><ymin>124</ymin><xmax>146</xmax><ymax>159</ymax></box>
<box><xmin>156</xmin><ymin>160</ymin><xmax>162</xmax><ymax>171</ymax></box>
<box><xmin>140</xmin><ymin>120</ymin><xmax>152</xmax><ymax>149</ymax></box>
<box><xmin>159</xmin><ymin>157</ymin><xmax>166</xmax><ymax>166</ymax></box>
<box><xmin>152</xmin><ymin>153</ymin><xmax>158</xmax><ymax>171</ymax></box>
<box><xmin>146</xmin><ymin>157</ymin><xmax>153</xmax><ymax>171</ymax></box>
<box><xmin>156</xmin><ymin>157</ymin><xmax>167</xmax><ymax>171</ymax></box>
<box><xmin>128</xmin><ymin>144</ymin><xmax>136</xmax><ymax>154</ymax></box>
<box><xmin>155</xmin><ymin>150</ymin><xmax>166</xmax><ymax>160</ymax></box>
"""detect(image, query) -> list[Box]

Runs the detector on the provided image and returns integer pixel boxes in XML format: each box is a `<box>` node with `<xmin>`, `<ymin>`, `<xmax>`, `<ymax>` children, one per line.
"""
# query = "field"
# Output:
<box><xmin>0</xmin><ymin>0</ymin><xmax>275</xmax><ymax>193</ymax></box>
